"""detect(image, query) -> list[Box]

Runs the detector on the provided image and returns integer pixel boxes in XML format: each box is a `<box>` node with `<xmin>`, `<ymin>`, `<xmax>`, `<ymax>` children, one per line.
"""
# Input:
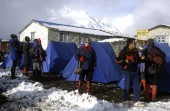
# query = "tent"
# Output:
<box><xmin>117</xmin><ymin>42</ymin><xmax>170</xmax><ymax>92</ymax></box>
<box><xmin>155</xmin><ymin>43</ymin><xmax>170</xmax><ymax>92</ymax></box>
<box><xmin>62</xmin><ymin>42</ymin><xmax>123</xmax><ymax>83</ymax></box>
<box><xmin>42</xmin><ymin>41</ymin><xmax>78</xmax><ymax>74</ymax></box>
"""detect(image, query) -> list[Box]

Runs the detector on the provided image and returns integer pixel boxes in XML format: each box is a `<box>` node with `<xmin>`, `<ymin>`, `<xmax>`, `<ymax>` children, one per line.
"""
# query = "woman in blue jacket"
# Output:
<box><xmin>75</xmin><ymin>38</ymin><xmax>96</xmax><ymax>94</ymax></box>
<box><xmin>9</xmin><ymin>34</ymin><xmax>22</xmax><ymax>79</ymax></box>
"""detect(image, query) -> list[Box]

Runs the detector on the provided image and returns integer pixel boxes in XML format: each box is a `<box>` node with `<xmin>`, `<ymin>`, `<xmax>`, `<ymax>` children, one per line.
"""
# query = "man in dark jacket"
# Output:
<box><xmin>75</xmin><ymin>38</ymin><xmax>96</xmax><ymax>94</ymax></box>
<box><xmin>117</xmin><ymin>38</ymin><xmax>143</xmax><ymax>106</ymax></box>
<box><xmin>23</xmin><ymin>36</ymin><xmax>31</xmax><ymax>76</ymax></box>
<box><xmin>9</xmin><ymin>34</ymin><xmax>22</xmax><ymax>79</ymax></box>
<box><xmin>141</xmin><ymin>38</ymin><xmax>165</xmax><ymax>102</ymax></box>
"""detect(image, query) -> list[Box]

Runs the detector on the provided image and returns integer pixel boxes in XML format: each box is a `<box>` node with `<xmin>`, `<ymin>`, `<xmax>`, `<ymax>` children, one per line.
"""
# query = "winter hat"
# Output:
<box><xmin>127</xmin><ymin>38</ymin><xmax>135</xmax><ymax>46</ymax></box>
<box><xmin>25</xmin><ymin>36</ymin><xmax>30</xmax><ymax>42</ymax></box>
<box><xmin>147</xmin><ymin>38</ymin><xmax>154</xmax><ymax>52</ymax></box>
<box><xmin>10</xmin><ymin>34</ymin><xmax>17</xmax><ymax>39</ymax></box>
<box><xmin>147</xmin><ymin>38</ymin><xmax>154</xmax><ymax>47</ymax></box>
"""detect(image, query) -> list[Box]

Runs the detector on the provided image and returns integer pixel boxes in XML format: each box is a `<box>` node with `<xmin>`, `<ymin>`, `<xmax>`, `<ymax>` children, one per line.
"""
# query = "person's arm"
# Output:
<box><xmin>141</xmin><ymin>49</ymin><xmax>147</xmax><ymax>63</ymax></box>
<box><xmin>136</xmin><ymin>50</ymin><xmax>140</xmax><ymax>64</ymax></box>
<box><xmin>116</xmin><ymin>48</ymin><xmax>127</xmax><ymax>66</ymax></box>
<box><xmin>75</xmin><ymin>48</ymin><xmax>81</xmax><ymax>61</ymax></box>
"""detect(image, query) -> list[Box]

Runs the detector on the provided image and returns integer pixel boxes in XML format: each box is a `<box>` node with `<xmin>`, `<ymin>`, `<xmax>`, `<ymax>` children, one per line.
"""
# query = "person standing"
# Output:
<box><xmin>23</xmin><ymin>36</ymin><xmax>31</xmax><ymax>76</ymax></box>
<box><xmin>75</xmin><ymin>38</ymin><xmax>96</xmax><ymax>95</ymax></box>
<box><xmin>141</xmin><ymin>39</ymin><xmax>165</xmax><ymax>102</ymax></box>
<box><xmin>30</xmin><ymin>38</ymin><xmax>45</xmax><ymax>80</ymax></box>
<box><xmin>117</xmin><ymin>38</ymin><xmax>143</xmax><ymax>106</ymax></box>
<box><xmin>9</xmin><ymin>34</ymin><xmax>22</xmax><ymax>79</ymax></box>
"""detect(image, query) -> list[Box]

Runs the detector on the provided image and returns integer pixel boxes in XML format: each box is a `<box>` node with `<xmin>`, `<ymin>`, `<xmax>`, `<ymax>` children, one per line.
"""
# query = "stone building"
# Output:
<box><xmin>148</xmin><ymin>25</ymin><xmax>170</xmax><ymax>45</ymax></box>
<box><xmin>137</xmin><ymin>25</ymin><xmax>170</xmax><ymax>46</ymax></box>
<box><xmin>19</xmin><ymin>20</ymin><xmax>117</xmax><ymax>49</ymax></box>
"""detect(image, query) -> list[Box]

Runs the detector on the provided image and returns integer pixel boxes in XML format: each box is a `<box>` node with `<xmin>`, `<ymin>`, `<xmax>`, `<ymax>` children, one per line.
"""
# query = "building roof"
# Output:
<box><xmin>20</xmin><ymin>20</ymin><xmax>116</xmax><ymax>37</ymax></box>
<box><xmin>149</xmin><ymin>24</ymin><xmax>170</xmax><ymax>31</ymax></box>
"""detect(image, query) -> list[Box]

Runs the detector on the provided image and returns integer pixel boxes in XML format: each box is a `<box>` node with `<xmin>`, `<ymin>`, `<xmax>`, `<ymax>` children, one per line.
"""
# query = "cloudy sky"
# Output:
<box><xmin>0</xmin><ymin>0</ymin><xmax>170</xmax><ymax>39</ymax></box>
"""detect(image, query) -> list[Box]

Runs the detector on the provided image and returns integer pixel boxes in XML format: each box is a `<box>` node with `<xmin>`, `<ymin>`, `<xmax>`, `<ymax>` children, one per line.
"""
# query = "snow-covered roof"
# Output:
<box><xmin>33</xmin><ymin>20</ymin><xmax>114</xmax><ymax>37</ymax></box>
<box><xmin>98</xmin><ymin>38</ymin><xmax>126</xmax><ymax>42</ymax></box>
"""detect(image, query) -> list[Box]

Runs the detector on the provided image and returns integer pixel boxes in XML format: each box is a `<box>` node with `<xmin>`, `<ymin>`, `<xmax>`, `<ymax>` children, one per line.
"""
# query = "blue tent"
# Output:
<box><xmin>42</xmin><ymin>41</ymin><xmax>78</xmax><ymax>74</ymax></box>
<box><xmin>117</xmin><ymin>42</ymin><xmax>170</xmax><ymax>93</ymax></box>
<box><xmin>155</xmin><ymin>43</ymin><xmax>170</xmax><ymax>92</ymax></box>
<box><xmin>62</xmin><ymin>42</ymin><xmax>123</xmax><ymax>83</ymax></box>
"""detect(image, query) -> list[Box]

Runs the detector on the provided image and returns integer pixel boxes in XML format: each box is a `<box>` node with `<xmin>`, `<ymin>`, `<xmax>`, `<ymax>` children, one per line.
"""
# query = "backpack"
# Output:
<box><xmin>30</xmin><ymin>46</ymin><xmax>39</xmax><ymax>58</ymax></box>
<box><xmin>147</xmin><ymin>47</ymin><xmax>165</xmax><ymax>65</ymax></box>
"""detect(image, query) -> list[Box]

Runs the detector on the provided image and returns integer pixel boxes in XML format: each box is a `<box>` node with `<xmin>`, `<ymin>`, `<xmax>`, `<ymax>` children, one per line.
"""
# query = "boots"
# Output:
<box><xmin>33</xmin><ymin>70</ymin><xmax>38</xmax><ymax>80</ymax></box>
<box><xmin>78</xmin><ymin>80</ymin><xmax>83</xmax><ymax>94</ymax></box>
<box><xmin>144</xmin><ymin>84</ymin><xmax>150</xmax><ymax>102</ymax></box>
<box><xmin>151</xmin><ymin>85</ymin><xmax>157</xmax><ymax>102</ymax></box>
<box><xmin>37</xmin><ymin>70</ymin><xmax>42</xmax><ymax>79</ymax></box>
<box><xmin>23</xmin><ymin>67</ymin><xmax>27</xmax><ymax>76</ymax></box>
<box><xmin>11</xmin><ymin>67</ymin><xmax>16</xmax><ymax>79</ymax></box>
<box><xmin>10</xmin><ymin>74</ymin><xmax>16</xmax><ymax>79</ymax></box>
<box><xmin>86</xmin><ymin>81</ymin><xmax>91</xmax><ymax>95</ymax></box>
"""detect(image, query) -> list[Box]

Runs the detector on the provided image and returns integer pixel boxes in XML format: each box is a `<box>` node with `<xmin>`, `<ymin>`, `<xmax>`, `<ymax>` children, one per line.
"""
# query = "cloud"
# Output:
<box><xmin>112</xmin><ymin>14</ymin><xmax>133</xmax><ymax>34</ymax></box>
<box><xmin>0</xmin><ymin>0</ymin><xmax>170</xmax><ymax>39</ymax></box>
<box><xmin>123</xmin><ymin>0</ymin><xmax>170</xmax><ymax>35</ymax></box>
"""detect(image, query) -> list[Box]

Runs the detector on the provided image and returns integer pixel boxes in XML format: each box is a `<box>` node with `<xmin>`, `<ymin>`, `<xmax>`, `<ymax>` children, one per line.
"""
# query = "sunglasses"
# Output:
<box><xmin>85</xmin><ymin>42</ymin><xmax>90</xmax><ymax>44</ymax></box>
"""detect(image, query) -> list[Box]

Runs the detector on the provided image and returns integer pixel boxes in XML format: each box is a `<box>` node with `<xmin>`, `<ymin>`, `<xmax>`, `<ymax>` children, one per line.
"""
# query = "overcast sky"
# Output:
<box><xmin>0</xmin><ymin>0</ymin><xmax>170</xmax><ymax>40</ymax></box>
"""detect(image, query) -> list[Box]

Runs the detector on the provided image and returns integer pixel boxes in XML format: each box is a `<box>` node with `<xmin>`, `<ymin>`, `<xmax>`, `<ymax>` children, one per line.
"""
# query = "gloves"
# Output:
<box><xmin>80</xmin><ymin>56</ymin><xmax>85</xmax><ymax>62</ymax></box>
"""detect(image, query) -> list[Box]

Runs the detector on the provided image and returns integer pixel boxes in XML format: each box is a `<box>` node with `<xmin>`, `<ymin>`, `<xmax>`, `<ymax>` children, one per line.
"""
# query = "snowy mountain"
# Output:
<box><xmin>72</xmin><ymin>16</ymin><xmax>122</xmax><ymax>36</ymax></box>
<box><xmin>59</xmin><ymin>7</ymin><xmax>123</xmax><ymax>36</ymax></box>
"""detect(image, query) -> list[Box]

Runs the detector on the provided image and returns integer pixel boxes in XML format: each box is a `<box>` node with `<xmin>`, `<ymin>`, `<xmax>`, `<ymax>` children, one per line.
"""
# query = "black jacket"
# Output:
<box><xmin>117</xmin><ymin>46</ymin><xmax>140</xmax><ymax>72</ymax></box>
<box><xmin>23</xmin><ymin>42</ymin><xmax>31</xmax><ymax>61</ymax></box>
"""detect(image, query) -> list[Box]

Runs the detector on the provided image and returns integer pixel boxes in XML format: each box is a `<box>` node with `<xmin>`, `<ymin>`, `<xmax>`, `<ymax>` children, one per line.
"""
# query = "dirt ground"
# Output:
<box><xmin>1</xmin><ymin>74</ymin><xmax>170</xmax><ymax>106</ymax></box>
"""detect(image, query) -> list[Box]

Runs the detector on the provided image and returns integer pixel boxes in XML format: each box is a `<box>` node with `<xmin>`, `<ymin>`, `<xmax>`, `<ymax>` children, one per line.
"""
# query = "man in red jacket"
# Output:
<box><xmin>117</xmin><ymin>38</ymin><xmax>143</xmax><ymax>106</ymax></box>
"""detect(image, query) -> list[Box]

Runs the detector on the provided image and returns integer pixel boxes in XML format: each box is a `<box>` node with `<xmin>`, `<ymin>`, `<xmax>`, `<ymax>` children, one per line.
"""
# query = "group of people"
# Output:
<box><xmin>9</xmin><ymin>34</ymin><xmax>46</xmax><ymax>80</ymax></box>
<box><xmin>8</xmin><ymin>35</ymin><xmax>165</xmax><ymax>105</ymax></box>
<box><xmin>75</xmin><ymin>37</ymin><xmax>165</xmax><ymax>106</ymax></box>
<box><xmin>117</xmin><ymin>38</ymin><xmax>165</xmax><ymax>106</ymax></box>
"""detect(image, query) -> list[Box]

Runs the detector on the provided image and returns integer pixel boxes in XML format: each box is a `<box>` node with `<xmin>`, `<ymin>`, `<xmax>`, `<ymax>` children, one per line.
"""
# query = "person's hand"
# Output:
<box><xmin>141</xmin><ymin>55</ymin><xmax>145</xmax><ymax>60</ymax></box>
<box><xmin>125</xmin><ymin>59</ymin><xmax>129</xmax><ymax>63</ymax></box>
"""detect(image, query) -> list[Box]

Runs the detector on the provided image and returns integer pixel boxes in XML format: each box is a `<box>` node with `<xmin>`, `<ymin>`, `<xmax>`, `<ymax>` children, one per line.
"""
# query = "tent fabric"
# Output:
<box><xmin>62</xmin><ymin>42</ymin><xmax>123</xmax><ymax>83</ymax></box>
<box><xmin>42</xmin><ymin>41</ymin><xmax>78</xmax><ymax>74</ymax></box>
<box><xmin>117</xmin><ymin>42</ymin><xmax>170</xmax><ymax>93</ymax></box>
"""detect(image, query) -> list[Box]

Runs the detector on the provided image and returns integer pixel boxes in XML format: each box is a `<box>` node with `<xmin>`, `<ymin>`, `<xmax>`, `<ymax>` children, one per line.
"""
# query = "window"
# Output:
<box><xmin>30</xmin><ymin>32</ymin><xmax>35</xmax><ymax>41</ymax></box>
<box><xmin>60</xmin><ymin>32</ymin><xmax>69</xmax><ymax>42</ymax></box>
<box><xmin>156</xmin><ymin>35</ymin><xmax>166</xmax><ymax>43</ymax></box>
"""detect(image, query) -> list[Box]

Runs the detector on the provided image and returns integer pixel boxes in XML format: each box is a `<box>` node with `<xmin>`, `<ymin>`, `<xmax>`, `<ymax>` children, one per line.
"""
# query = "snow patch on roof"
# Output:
<box><xmin>43</xmin><ymin>23</ymin><xmax>114</xmax><ymax>36</ymax></box>
<box><xmin>99</xmin><ymin>38</ymin><xmax>126</xmax><ymax>42</ymax></box>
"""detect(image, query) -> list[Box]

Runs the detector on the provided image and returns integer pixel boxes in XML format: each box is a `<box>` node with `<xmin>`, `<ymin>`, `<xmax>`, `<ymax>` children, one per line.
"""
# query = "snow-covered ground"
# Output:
<box><xmin>0</xmin><ymin>69</ymin><xmax>170</xmax><ymax>111</ymax></box>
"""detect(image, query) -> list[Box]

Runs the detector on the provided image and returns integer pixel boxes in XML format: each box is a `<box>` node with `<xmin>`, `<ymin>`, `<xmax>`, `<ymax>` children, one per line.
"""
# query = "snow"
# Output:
<box><xmin>43</xmin><ymin>23</ymin><xmax>114</xmax><ymax>37</ymax></box>
<box><xmin>1</xmin><ymin>69</ymin><xmax>170</xmax><ymax>111</ymax></box>
<box><xmin>98</xmin><ymin>38</ymin><xmax>126</xmax><ymax>42</ymax></box>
